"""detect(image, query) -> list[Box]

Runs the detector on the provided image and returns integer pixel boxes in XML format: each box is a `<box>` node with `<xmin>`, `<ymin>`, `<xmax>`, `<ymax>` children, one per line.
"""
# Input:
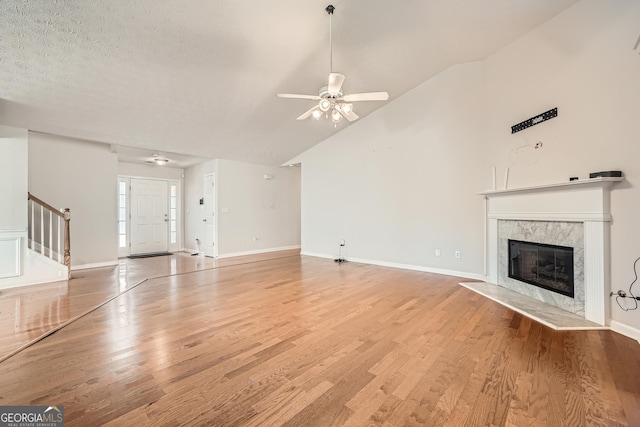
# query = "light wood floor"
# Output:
<box><xmin>1</xmin><ymin>253</ymin><xmax>639</xmax><ymax>426</ymax></box>
<box><xmin>0</xmin><ymin>250</ymin><xmax>299</xmax><ymax>362</ymax></box>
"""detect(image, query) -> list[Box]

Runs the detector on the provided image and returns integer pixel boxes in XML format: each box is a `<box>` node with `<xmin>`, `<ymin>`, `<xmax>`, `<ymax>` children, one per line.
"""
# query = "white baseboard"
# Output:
<box><xmin>610</xmin><ymin>320</ymin><xmax>640</xmax><ymax>343</ymax></box>
<box><xmin>71</xmin><ymin>260</ymin><xmax>119</xmax><ymax>271</ymax></box>
<box><xmin>217</xmin><ymin>245</ymin><xmax>301</xmax><ymax>259</ymax></box>
<box><xmin>0</xmin><ymin>274</ymin><xmax>66</xmax><ymax>289</ymax></box>
<box><xmin>300</xmin><ymin>251</ymin><xmax>335</xmax><ymax>260</ymax></box>
<box><xmin>300</xmin><ymin>251</ymin><xmax>487</xmax><ymax>282</ymax></box>
<box><xmin>0</xmin><ymin>248</ymin><xmax>68</xmax><ymax>289</ymax></box>
<box><xmin>182</xmin><ymin>247</ymin><xmax>203</xmax><ymax>255</ymax></box>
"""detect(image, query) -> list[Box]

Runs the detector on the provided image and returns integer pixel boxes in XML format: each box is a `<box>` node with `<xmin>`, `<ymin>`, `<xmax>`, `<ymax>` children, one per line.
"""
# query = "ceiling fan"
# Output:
<box><xmin>277</xmin><ymin>5</ymin><xmax>389</xmax><ymax>124</ymax></box>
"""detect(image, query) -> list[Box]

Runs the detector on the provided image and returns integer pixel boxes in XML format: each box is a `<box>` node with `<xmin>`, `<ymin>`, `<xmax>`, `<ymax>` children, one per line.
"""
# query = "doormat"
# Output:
<box><xmin>127</xmin><ymin>252</ymin><xmax>172</xmax><ymax>259</ymax></box>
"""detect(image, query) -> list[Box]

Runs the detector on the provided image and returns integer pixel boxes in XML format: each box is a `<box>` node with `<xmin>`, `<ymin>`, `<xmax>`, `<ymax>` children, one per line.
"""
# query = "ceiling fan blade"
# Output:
<box><xmin>343</xmin><ymin>91</ymin><xmax>389</xmax><ymax>102</ymax></box>
<box><xmin>277</xmin><ymin>93</ymin><xmax>321</xmax><ymax>100</ymax></box>
<box><xmin>296</xmin><ymin>106</ymin><xmax>319</xmax><ymax>120</ymax></box>
<box><xmin>328</xmin><ymin>73</ymin><xmax>345</xmax><ymax>95</ymax></box>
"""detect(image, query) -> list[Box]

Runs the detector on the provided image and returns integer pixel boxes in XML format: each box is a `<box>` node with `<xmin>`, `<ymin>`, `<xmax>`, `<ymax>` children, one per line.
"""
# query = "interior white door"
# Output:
<box><xmin>203</xmin><ymin>173</ymin><xmax>216</xmax><ymax>257</ymax></box>
<box><xmin>130</xmin><ymin>179</ymin><xmax>168</xmax><ymax>255</ymax></box>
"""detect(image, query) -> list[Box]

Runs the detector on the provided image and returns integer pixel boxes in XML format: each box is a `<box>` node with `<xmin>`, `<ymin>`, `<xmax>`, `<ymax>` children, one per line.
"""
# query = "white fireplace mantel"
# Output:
<box><xmin>481</xmin><ymin>177</ymin><xmax>624</xmax><ymax>326</ymax></box>
<box><xmin>479</xmin><ymin>176</ymin><xmax>623</xmax><ymax>197</ymax></box>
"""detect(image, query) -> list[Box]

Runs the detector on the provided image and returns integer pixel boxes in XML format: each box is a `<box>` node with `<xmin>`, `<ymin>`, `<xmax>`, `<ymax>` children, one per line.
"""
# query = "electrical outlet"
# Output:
<box><xmin>455</xmin><ymin>250</ymin><xmax>461</xmax><ymax>259</ymax></box>
<box><xmin>435</xmin><ymin>249</ymin><xmax>441</xmax><ymax>257</ymax></box>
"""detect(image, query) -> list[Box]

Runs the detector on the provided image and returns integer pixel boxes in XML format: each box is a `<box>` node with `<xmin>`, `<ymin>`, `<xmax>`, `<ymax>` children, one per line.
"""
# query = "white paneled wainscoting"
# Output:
<box><xmin>464</xmin><ymin>177</ymin><xmax>624</xmax><ymax>330</ymax></box>
<box><xmin>0</xmin><ymin>231</ymin><xmax>22</xmax><ymax>279</ymax></box>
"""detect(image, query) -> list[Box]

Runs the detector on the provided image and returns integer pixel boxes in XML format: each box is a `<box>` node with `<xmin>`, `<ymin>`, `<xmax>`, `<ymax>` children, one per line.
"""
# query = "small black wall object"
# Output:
<box><xmin>511</xmin><ymin>108</ymin><xmax>558</xmax><ymax>134</ymax></box>
<box><xmin>589</xmin><ymin>171</ymin><xmax>623</xmax><ymax>178</ymax></box>
<box><xmin>199</xmin><ymin>198</ymin><xmax>204</xmax><ymax>205</ymax></box>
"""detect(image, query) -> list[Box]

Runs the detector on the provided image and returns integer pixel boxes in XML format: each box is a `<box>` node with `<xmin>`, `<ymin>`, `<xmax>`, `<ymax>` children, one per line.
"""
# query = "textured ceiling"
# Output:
<box><xmin>0</xmin><ymin>0</ymin><xmax>580</xmax><ymax>167</ymax></box>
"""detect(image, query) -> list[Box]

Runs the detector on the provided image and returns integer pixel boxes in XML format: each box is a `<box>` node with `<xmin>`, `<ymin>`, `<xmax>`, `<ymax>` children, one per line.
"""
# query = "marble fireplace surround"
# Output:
<box><xmin>498</xmin><ymin>220</ymin><xmax>584</xmax><ymax>315</ymax></box>
<box><xmin>478</xmin><ymin>177</ymin><xmax>623</xmax><ymax>327</ymax></box>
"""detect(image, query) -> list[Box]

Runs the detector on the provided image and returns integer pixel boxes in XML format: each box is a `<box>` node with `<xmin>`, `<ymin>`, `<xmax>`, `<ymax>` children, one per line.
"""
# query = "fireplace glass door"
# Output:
<box><xmin>508</xmin><ymin>239</ymin><xmax>574</xmax><ymax>298</ymax></box>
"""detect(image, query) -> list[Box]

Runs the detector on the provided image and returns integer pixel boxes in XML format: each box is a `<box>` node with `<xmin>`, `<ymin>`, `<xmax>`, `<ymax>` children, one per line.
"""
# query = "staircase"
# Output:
<box><xmin>27</xmin><ymin>193</ymin><xmax>71</xmax><ymax>280</ymax></box>
<box><xmin>0</xmin><ymin>194</ymin><xmax>71</xmax><ymax>289</ymax></box>
<box><xmin>0</xmin><ymin>194</ymin><xmax>71</xmax><ymax>290</ymax></box>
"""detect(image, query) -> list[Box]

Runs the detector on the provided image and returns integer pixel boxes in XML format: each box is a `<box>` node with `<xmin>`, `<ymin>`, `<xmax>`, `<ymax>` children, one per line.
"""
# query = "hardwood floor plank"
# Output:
<box><xmin>247</xmin><ymin>379</ymin><xmax>334</xmax><ymax>427</ymax></box>
<box><xmin>343</xmin><ymin>351</ymin><xmax>409</xmax><ymax>425</ymax></box>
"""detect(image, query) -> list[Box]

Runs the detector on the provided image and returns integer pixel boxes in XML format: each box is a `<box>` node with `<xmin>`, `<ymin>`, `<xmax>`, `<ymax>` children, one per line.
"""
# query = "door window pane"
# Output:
<box><xmin>169</xmin><ymin>184</ymin><xmax>177</xmax><ymax>244</ymax></box>
<box><xmin>118</xmin><ymin>179</ymin><xmax>127</xmax><ymax>248</ymax></box>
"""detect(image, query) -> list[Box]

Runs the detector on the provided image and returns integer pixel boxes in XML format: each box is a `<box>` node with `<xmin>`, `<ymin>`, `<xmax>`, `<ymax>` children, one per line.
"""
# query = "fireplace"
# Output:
<box><xmin>481</xmin><ymin>177</ymin><xmax>624</xmax><ymax>325</ymax></box>
<box><xmin>508</xmin><ymin>239</ymin><xmax>574</xmax><ymax>298</ymax></box>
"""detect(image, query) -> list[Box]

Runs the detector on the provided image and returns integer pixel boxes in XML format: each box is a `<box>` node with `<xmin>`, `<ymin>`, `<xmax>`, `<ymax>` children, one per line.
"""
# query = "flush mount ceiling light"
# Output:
<box><xmin>145</xmin><ymin>154</ymin><xmax>170</xmax><ymax>166</ymax></box>
<box><xmin>277</xmin><ymin>5</ymin><xmax>389</xmax><ymax>126</ymax></box>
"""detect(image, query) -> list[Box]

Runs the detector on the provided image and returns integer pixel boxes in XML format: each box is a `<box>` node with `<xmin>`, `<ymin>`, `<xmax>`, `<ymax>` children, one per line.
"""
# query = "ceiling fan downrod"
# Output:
<box><xmin>326</xmin><ymin>5</ymin><xmax>335</xmax><ymax>74</ymax></box>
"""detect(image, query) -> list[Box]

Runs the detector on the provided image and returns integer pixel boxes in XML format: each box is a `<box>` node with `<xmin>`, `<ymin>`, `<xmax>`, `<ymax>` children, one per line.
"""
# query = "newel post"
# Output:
<box><xmin>63</xmin><ymin>208</ymin><xmax>71</xmax><ymax>280</ymax></box>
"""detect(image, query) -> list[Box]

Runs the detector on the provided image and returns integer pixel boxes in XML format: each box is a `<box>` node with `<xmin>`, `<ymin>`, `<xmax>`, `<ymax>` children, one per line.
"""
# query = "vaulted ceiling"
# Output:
<box><xmin>0</xmin><ymin>0</ymin><xmax>580</xmax><ymax>167</ymax></box>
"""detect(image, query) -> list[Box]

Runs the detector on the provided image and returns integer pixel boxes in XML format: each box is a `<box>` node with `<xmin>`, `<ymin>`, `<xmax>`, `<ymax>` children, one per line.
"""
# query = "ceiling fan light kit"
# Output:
<box><xmin>277</xmin><ymin>5</ymin><xmax>389</xmax><ymax>125</ymax></box>
<box><xmin>339</xmin><ymin>103</ymin><xmax>352</xmax><ymax>114</ymax></box>
<box><xmin>319</xmin><ymin>99</ymin><xmax>331</xmax><ymax>112</ymax></box>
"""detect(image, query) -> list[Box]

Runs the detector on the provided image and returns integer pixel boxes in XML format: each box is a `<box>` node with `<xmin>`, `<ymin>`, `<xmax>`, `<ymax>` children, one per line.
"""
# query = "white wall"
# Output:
<box><xmin>217</xmin><ymin>159</ymin><xmax>300</xmax><ymax>256</ymax></box>
<box><xmin>183</xmin><ymin>159</ymin><xmax>301</xmax><ymax>256</ymax></box>
<box><xmin>0</xmin><ymin>126</ymin><xmax>28</xmax><ymax>279</ymax></box>
<box><xmin>482</xmin><ymin>0</ymin><xmax>640</xmax><ymax>335</ymax></box>
<box><xmin>291</xmin><ymin>0</ymin><xmax>640</xmax><ymax>336</ymax></box>
<box><xmin>29</xmin><ymin>132</ymin><xmax>118</xmax><ymax>268</ymax></box>
<box><xmin>0</xmin><ymin>126</ymin><xmax>28</xmax><ymax>230</ymax></box>
<box><xmin>290</xmin><ymin>62</ymin><xmax>487</xmax><ymax>277</ymax></box>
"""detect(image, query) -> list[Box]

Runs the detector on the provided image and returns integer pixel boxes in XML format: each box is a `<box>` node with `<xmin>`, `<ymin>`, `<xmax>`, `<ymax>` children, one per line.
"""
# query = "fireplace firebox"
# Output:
<box><xmin>508</xmin><ymin>239</ymin><xmax>574</xmax><ymax>298</ymax></box>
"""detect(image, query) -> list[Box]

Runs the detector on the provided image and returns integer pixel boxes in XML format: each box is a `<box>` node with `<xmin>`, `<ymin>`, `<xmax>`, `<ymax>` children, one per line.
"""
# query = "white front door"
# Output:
<box><xmin>203</xmin><ymin>173</ymin><xmax>216</xmax><ymax>257</ymax></box>
<box><xmin>130</xmin><ymin>178</ymin><xmax>168</xmax><ymax>255</ymax></box>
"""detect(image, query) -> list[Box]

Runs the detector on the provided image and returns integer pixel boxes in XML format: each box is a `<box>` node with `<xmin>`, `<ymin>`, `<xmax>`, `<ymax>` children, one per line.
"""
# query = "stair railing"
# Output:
<box><xmin>27</xmin><ymin>193</ymin><xmax>71</xmax><ymax>280</ymax></box>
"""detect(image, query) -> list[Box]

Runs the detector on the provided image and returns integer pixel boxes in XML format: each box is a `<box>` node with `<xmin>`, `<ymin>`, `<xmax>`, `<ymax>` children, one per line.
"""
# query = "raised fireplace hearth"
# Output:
<box><xmin>508</xmin><ymin>239</ymin><xmax>574</xmax><ymax>298</ymax></box>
